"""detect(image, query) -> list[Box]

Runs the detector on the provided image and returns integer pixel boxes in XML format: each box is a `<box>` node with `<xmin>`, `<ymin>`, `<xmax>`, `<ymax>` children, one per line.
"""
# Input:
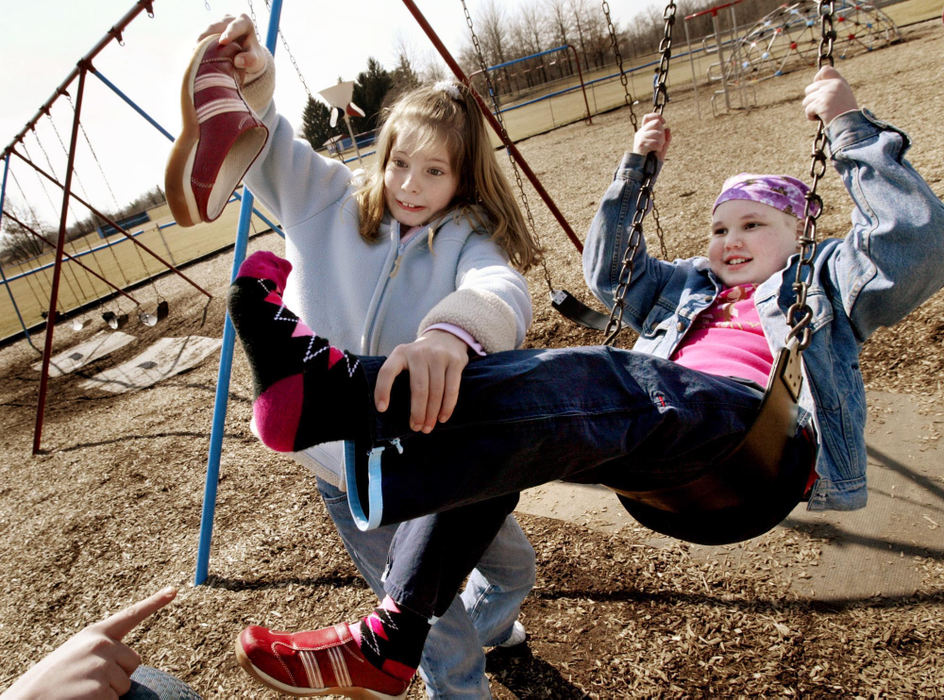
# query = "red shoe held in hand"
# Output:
<box><xmin>165</xmin><ymin>34</ymin><xmax>268</xmax><ymax>227</ymax></box>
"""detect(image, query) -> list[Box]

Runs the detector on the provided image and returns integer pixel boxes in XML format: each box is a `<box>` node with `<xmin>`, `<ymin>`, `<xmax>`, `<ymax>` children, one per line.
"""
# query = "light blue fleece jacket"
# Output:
<box><xmin>241</xmin><ymin>71</ymin><xmax>532</xmax><ymax>484</ymax></box>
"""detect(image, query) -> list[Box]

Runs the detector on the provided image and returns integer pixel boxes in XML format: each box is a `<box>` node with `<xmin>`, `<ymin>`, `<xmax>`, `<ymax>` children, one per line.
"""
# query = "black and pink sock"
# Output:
<box><xmin>227</xmin><ymin>250</ymin><xmax>370</xmax><ymax>452</ymax></box>
<box><xmin>349</xmin><ymin>596</ymin><xmax>430</xmax><ymax>682</ymax></box>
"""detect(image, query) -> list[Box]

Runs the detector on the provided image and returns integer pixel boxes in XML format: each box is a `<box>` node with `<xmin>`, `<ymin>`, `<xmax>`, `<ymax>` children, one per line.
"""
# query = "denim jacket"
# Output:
<box><xmin>583</xmin><ymin>110</ymin><xmax>944</xmax><ymax>511</ymax></box>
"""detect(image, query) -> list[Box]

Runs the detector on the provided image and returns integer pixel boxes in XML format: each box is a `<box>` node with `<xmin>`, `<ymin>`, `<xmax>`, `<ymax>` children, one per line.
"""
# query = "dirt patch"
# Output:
<box><xmin>1</xmin><ymin>21</ymin><xmax>943</xmax><ymax>699</ymax></box>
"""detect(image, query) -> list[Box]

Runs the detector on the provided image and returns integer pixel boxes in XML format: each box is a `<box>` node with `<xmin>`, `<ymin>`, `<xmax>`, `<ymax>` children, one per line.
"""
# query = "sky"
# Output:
<box><xmin>0</xmin><ymin>0</ymin><xmax>657</xmax><ymax>224</ymax></box>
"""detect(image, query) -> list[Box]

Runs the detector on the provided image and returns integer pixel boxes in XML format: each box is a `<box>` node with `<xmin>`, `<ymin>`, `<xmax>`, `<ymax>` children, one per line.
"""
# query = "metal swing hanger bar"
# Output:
<box><xmin>2</xmin><ymin>1</ymin><xmax>155</xmax><ymax>159</ymax></box>
<box><xmin>399</xmin><ymin>0</ymin><xmax>584</xmax><ymax>253</ymax></box>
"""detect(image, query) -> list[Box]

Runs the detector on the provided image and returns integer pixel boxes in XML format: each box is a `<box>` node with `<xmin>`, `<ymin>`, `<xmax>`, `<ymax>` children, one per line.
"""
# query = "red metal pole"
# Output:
<box><xmin>399</xmin><ymin>0</ymin><xmax>583</xmax><ymax>252</ymax></box>
<box><xmin>2</xmin><ymin>1</ymin><xmax>155</xmax><ymax>161</ymax></box>
<box><xmin>566</xmin><ymin>44</ymin><xmax>593</xmax><ymax>125</ymax></box>
<box><xmin>33</xmin><ymin>67</ymin><xmax>88</xmax><ymax>454</ymax></box>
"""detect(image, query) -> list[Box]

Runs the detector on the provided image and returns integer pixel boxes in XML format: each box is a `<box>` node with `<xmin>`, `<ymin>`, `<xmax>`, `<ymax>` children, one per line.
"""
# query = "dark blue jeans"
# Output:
<box><xmin>347</xmin><ymin>346</ymin><xmax>808</xmax><ymax>618</ymax></box>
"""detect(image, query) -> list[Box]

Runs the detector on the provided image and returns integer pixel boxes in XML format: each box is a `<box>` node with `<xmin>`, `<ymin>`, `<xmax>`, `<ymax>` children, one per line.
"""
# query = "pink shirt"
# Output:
<box><xmin>671</xmin><ymin>284</ymin><xmax>773</xmax><ymax>387</ymax></box>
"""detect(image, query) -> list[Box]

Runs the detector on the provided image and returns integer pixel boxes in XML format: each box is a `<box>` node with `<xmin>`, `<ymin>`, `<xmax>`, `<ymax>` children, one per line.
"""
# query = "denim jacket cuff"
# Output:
<box><xmin>615</xmin><ymin>151</ymin><xmax>663</xmax><ymax>183</ymax></box>
<box><xmin>826</xmin><ymin>108</ymin><xmax>911</xmax><ymax>156</ymax></box>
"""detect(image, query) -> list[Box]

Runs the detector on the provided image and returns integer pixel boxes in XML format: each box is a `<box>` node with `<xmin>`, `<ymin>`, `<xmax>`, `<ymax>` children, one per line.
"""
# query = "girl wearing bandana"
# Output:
<box><xmin>226</xmin><ymin>66</ymin><xmax>944</xmax><ymax>698</ymax></box>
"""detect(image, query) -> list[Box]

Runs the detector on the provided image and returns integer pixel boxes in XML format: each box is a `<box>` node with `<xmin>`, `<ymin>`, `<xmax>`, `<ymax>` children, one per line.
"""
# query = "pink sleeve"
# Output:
<box><xmin>424</xmin><ymin>323</ymin><xmax>486</xmax><ymax>356</ymax></box>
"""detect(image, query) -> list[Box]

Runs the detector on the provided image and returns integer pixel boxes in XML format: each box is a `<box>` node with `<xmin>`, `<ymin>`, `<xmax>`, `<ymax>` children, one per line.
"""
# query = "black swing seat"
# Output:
<box><xmin>551</xmin><ymin>289</ymin><xmax>618</xmax><ymax>332</ymax></box>
<box><xmin>610</xmin><ymin>341</ymin><xmax>818</xmax><ymax>546</ymax></box>
<box><xmin>102</xmin><ymin>310</ymin><xmax>129</xmax><ymax>330</ymax></box>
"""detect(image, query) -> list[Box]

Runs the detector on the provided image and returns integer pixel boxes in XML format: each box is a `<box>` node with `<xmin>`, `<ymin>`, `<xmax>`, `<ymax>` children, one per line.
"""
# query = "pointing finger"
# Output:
<box><xmin>97</xmin><ymin>587</ymin><xmax>177</xmax><ymax>641</ymax></box>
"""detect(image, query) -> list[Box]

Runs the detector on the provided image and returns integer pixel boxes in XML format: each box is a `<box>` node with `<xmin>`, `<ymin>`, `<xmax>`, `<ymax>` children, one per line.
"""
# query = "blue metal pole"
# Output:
<box><xmin>196</xmin><ymin>0</ymin><xmax>283</xmax><ymax>585</ymax></box>
<box><xmin>89</xmin><ymin>68</ymin><xmax>176</xmax><ymax>142</ymax></box>
<box><xmin>0</xmin><ymin>154</ymin><xmax>40</xmax><ymax>351</ymax></box>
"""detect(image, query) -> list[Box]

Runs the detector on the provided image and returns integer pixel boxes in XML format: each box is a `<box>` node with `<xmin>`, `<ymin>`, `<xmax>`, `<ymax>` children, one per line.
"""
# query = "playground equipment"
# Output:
<box><xmin>468</xmin><ymin>44</ymin><xmax>593</xmax><ymax>131</ymax></box>
<box><xmin>735</xmin><ymin>0</ymin><xmax>900</xmax><ymax>81</ymax></box>
<box><xmin>317</xmin><ymin>81</ymin><xmax>367</xmax><ymax>164</ymax></box>
<box><xmin>683</xmin><ymin>0</ymin><xmax>756</xmax><ymax>118</ymax></box>
<box><xmin>681</xmin><ymin>0</ymin><xmax>900</xmax><ymax>118</ymax></box>
<box><xmin>0</xmin><ymin>1</ymin><xmax>240</xmax><ymax>453</ymax></box>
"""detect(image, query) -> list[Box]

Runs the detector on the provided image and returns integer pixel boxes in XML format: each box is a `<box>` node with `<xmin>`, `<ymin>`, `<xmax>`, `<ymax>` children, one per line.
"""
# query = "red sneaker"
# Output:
<box><xmin>165</xmin><ymin>33</ymin><xmax>268</xmax><ymax>227</ymax></box>
<box><xmin>235</xmin><ymin>623</ymin><xmax>411</xmax><ymax>699</ymax></box>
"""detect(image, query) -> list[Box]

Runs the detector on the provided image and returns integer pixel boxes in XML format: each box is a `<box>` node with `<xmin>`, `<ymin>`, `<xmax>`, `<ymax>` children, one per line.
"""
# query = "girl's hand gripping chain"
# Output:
<box><xmin>632</xmin><ymin>113</ymin><xmax>672</xmax><ymax>161</ymax></box>
<box><xmin>802</xmin><ymin>66</ymin><xmax>859</xmax><ymax>125</ymax></box>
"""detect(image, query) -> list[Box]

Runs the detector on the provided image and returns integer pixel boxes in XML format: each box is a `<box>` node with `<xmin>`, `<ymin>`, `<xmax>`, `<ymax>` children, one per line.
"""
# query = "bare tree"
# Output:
<box><xmin>516</xmin><ymin>3</ymin><xmax>549</xmax><ymax>56</ymax></box>
<box><xmin>476</xmin><ymin>0</ymin><xmax>513</xmax><ymax>95</ymax></box>
<box><xmin>1</xmin><ymin>208</ymin><xmax>47</xmax><ymax>265</ymax></box>
<box><xmin>544</xmin><ymin>0</ymin><xmax>575</xmax><ymax>79</ymax></box>
<box><xmin>391</xmin><ymin>36</ymin><xmax>422</xmax><ymax>97</ymax></box>
<box><xmin>569</xmin><ymin>0</ymin><xmax>590</xmax><ymax>71</ymax></box>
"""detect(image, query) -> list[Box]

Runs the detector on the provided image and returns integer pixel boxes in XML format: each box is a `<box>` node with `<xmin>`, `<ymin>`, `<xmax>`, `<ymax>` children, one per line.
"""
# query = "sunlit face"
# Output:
<box><xmin>383</xmin><ymin>129</ymin><xmax>460</xmax><ymax>229</ymax></box>
<box><xmin>708</xmin><ymin>199</ymin><xmax>800</xmax><ymax>286</ymax></box>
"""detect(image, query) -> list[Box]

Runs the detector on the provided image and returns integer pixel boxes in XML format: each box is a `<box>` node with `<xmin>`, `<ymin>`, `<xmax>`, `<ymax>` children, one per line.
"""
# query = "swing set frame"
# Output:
<box><xmin>0</xmin><ymin>1</ymin><xmax>289</xmax><ymax>454</ymax></box>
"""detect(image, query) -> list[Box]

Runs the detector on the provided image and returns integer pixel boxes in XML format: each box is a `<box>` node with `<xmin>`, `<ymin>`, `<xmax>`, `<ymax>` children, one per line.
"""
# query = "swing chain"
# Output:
<box><xmin>602</xmin><ymin>1</ymin><xmax>676</xmax><ymax>345</ymax></box>
<box><xmin>602</xmin><ymin>152</ymin><xmax>659</xmax><ymax>345</ymax></box>
<box><xmin>602</xmin><ymin>0</ymin><xmax>636</xmax><ymax>124</ymax></box>
<box><xmin>462</xmin><ymin>0</ymin><xmax>555</xmax><ymax>294</ymax></box>
<box><xmin>787</xmin><ymin>0</ymin><xmax>835</xmax><ymax>351</ymax></box>
<box><xmin>652</xmin><ymin>2</ymin><xmax>676</xmax><ymax>114</ymax></box>
<box><xmin>246</xmin><ymin>0</ymin><xmax>315</xmax><ymax>103</ymax></box>
<box><xmin>65</xmin><ymin>93</ymin><xmax>122</xmax><ymax>212</ymax></box>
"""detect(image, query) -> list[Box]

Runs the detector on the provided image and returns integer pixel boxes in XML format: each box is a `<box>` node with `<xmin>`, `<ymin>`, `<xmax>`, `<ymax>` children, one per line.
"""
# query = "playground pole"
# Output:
<box><xmin>0</xmin><ymin>155</ymin><xmax>40</xmax><ymax>352</ymax></box>
<box><xmin>32</xmin><ymin>67</ymin><xmax>88</xmax><ymax>454</ymax></box>
<box><xmin>195</xmin><ymin>0</ymin><xmax>283</xmax><ymax>586</ymax></box>
<box><xmin>400</xmin><ymin>0</ymin><xmax>584</xmax><ymax>252</ymax></box>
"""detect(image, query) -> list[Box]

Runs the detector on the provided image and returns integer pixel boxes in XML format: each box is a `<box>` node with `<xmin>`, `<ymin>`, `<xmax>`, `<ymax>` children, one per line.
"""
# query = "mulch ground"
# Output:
<box><xmin>1</xmin><ymin>19</ymin><xmax>943</xmax><ymax>699</ymax></box>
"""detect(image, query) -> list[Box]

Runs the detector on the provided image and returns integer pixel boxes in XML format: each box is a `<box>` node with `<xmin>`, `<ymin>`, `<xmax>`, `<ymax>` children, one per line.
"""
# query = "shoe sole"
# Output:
<box><xmin>165</xmin><ymin>34</ymin><xmax>216</xmax><ymax>228</ymax></box>
<box><xmin>234</xmin><ymin>637</ymin><xmax>407</xmax><ymax>700</ymax></box>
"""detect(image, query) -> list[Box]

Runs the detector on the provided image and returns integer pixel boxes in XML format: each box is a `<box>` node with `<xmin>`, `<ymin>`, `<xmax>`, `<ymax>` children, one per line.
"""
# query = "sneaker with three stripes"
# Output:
<box><xmin>165</xmin><ymin>33</ymin><xmax>268</xmax><ymax>227</ymax></box>
<box><xmin>236</xmin><ymin>623</ymin><xmax>411</xmax><ymax>699</ymax></box>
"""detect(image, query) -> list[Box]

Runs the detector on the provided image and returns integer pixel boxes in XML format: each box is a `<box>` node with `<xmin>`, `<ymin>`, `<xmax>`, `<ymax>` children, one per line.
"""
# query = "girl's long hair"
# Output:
<box><xmin>355</xmin><ymin>81</ymin><xmax>542</xmax><ymax>272</ymax></box>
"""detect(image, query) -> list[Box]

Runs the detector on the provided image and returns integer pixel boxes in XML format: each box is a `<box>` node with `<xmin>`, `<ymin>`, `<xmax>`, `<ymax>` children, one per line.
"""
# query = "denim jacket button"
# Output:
<box><xmin>676</xmin><ymin>321</ymin><xmax>685</xmax><ymax>331</ymax></box>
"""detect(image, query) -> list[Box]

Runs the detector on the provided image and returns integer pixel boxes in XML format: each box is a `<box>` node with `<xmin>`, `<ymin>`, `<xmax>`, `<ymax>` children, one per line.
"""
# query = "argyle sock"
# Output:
<box><xmin>227</xmin><ymin>250</ymin><xmax>370</xmax><ymax>452</ymax></box>
<box><xmin>348</xmin><ymin>596</ymin><xmax>430</xmax><ymax>682</ymax></box>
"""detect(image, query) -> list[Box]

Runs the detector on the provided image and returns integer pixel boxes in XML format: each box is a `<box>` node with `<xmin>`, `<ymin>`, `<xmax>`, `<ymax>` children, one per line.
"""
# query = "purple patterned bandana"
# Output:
<box><xmin>713</xmin><ymin>173</ymin><xmax>817</xmax><ymax>219</ymax></box>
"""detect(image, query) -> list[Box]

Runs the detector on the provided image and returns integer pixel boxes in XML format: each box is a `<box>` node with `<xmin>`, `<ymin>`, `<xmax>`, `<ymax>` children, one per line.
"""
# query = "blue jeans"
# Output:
<box><xmin>318</xmin><ymin>479</ymin><xmax>535</xmax><ymax>698</ymax></box>
<box><xmin>346</xmin><ymin>346</ymin><xmax>811</xmax><ymax>618</ymax></box>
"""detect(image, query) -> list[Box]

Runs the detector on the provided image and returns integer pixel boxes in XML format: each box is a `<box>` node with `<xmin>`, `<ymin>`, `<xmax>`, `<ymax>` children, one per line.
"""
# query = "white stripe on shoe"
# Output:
<box><xmin>299</xmin><ymin>648</ymin><xmax>324</xmax><ymax>689</ymax></box>
<box><xmin>329</xmin><ymin>644</ymin><xmax>353</xmax><ymax>688</ymax></box>
<box><xmin>194</xmin><ymin>73</ymin><xmax>236</xmax><ymax>91</ymax></box>
<box><xmin>196</xmin><ymin>98</ymin><xmax>253</xmax><ymax>123</ymax></box>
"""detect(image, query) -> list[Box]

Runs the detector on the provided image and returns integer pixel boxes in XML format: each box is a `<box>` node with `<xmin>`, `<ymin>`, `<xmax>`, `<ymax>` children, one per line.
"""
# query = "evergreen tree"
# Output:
<box><xmin>301</xmin><ymin>96</ymin><xmax>340</xmax><ymax>151</ymax></box>
<box><xmin>391</xmin><ymin>51</ymin><xmax>421</xmax><ymax>97</ymax></box>
<box><xmin>351</xmin><ymin>57</ymin><xmax>394</xmax><ymax>133</ymax></box>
